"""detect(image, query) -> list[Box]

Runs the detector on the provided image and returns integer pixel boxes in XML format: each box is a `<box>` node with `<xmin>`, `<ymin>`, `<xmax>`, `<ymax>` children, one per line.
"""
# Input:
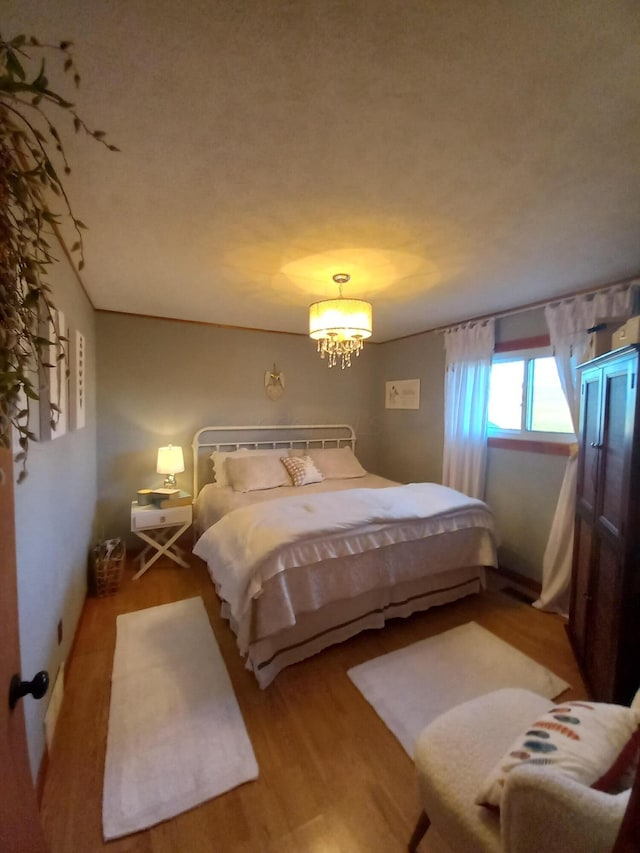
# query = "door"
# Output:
<box><xmin>0</xmin><ymin>446</ymin><xmax>47</xmax><ymax>851</ymax></box>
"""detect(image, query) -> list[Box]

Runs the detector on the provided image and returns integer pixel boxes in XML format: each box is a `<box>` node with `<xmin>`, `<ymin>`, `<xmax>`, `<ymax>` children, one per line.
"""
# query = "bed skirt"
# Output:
<box><xmin>215</xmin><ymin>526</ymin><xmax>494</xmax><ymax>687</ymax></box>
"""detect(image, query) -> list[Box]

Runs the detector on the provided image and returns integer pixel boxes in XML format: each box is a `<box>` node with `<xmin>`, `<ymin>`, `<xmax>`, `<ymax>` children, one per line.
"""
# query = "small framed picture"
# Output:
<box><xmin>385</xmin><ymin>379</ymin><xmax>421</xmax><ymax>410</ymax></box>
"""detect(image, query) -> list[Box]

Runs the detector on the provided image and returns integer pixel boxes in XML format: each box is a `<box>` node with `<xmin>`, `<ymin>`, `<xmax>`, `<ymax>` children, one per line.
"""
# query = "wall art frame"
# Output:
<box><xmin>39</xmin><ymin>308</ymin><xmax>69</xmax><ymax>440</ymax></box>
<box><xmin>385</xmin><ymin>378</ymin><xmax>421</xmax><ymax>410</ymax></box>
<box><xmin>69</xmin><ymin>327</ymin><xmax>86</xmax><ymax>430</ymax></box>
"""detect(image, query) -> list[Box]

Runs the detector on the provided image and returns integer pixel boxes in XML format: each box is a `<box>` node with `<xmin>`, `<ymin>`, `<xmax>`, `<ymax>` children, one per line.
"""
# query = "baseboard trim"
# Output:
<box><xmin>36</xmin><ymin>585</ymin><xmax>88</xmax><ymax>807</ymax></box>
<box><xmin>490</xmin><ymin>565</ymin><xmax>542</xmax><ymax>595</ymax></box>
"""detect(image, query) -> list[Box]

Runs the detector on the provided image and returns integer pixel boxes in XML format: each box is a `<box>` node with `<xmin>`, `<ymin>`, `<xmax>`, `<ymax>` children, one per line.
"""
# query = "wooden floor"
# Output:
<box><xmin>40</xmin><ymin>555</ymin><xmax>585</xmax><ymax>852</ymax></box>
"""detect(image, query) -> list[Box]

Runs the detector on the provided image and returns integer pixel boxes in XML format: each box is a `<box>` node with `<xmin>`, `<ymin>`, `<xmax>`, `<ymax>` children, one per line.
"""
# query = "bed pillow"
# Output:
<box><xmin>298</xmin><ymin>446</ymin><xmax>367</xmax><ymax>479</ymax></box>
<box><xmin>475</xmin><ymin>696</ymin><xmax>640</xmax><ymax>809</ymax></box>
<box><xmin>281</xmin><ymin>455</ymin><xmax>324</xmax><ymax>487</ymax></box>
<box><xmin>210</xmin><ymin>448</ymin><xmax>285</xmax><ymax>488</ymax></box>
<box><xmin>225</xmin><ymin>455</ymin><xmax>291</xmax><ymax>492</ymax></box>
<box><xmin>210</xmin><ymin>449</ymin><xmax>249</xmax><ymax>488</ymax></box>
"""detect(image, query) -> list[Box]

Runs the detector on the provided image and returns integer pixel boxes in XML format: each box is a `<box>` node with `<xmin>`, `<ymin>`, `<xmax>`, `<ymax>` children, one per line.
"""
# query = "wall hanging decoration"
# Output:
<box><xmin>69</xmin><ymin>328</ymin><xmax>86</xmax><ymax>430</ymax></box>
<box><xmin>48</xmin><ymin>309</ymin><xmax>68</xmax><ymax>439</ymax></box>
<box><xmin>385</xmin><ymin>379</ymin><xmax>421</xmax><ymax>409</ymax></box>
<box><xmin>265</xmin><ymin>364</ymin><xmax>285</xmax><ymax>400</ymax></box>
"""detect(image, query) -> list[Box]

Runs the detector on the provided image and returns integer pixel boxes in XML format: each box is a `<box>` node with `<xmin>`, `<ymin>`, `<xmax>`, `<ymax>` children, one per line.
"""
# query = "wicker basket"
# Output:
<box><xmin>91</xmin><ymin>539</ymin><xmax>126</xmax><ymax>597</ymax></box>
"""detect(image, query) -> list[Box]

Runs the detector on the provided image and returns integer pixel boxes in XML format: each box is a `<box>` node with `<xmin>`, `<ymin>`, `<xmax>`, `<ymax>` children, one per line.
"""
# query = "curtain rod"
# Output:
<box><xmin>390</xmin><ymin>275</ymin><xmax>639</xmax><ymax>340</ymax></box>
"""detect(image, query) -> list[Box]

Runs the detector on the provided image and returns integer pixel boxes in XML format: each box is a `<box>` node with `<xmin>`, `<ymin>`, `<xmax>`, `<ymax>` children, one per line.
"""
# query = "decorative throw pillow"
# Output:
<box><xmin>225</xmin><ymin>455</ymin><xmax>291</xmax><ymax>492</ymax></box>
<box><xmin>281</xmin><ymin>455</ymin><xmax>324</xmax><ymax>487</ymax></box>
<box><xmin>475</xmin><ymin>697</ymin><xmax>640</xmax><ymax>809</ymax></box>
<box><xmin>296</xmin><ymin>446</ymin><xmax>367</xmax><ymax>479</ymax></box>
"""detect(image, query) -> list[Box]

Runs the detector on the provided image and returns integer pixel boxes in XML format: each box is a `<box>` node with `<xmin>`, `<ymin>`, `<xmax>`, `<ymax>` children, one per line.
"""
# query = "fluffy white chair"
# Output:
<box><xmin>409</xmin><ymin>687</ymin><xmax>632</xmax><ymax>853</ymax></box>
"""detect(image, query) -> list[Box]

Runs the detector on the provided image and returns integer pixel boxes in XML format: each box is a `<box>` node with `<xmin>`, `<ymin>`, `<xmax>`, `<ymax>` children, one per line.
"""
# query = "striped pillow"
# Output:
<box><xmin>476</xmin><ymin>697</ymin><xmax>640</xmax><ymax>809</ymax></box>
<box><xmin>281</xmin><ymin>455</ymin><xmax>323</xmax><ymax>487</ymax></box>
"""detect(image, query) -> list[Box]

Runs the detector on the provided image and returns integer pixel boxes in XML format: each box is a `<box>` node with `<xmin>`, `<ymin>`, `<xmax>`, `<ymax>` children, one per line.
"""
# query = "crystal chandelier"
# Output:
<box><xmin>309</xmin><ymin>274</ymin><xmax>373</xmax><ymax>369</ymax></box>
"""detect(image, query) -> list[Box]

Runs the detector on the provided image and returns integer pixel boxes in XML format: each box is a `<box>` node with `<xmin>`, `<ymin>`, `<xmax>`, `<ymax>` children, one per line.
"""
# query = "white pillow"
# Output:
<box><xmin>281</xmin><ymin>455</ymin><xmax>324</xmax><ymax>486</ymax></box>
<box><xmin>210</xmin><ymin>448</ymin><xmax>285</xmax><ymax>488</ymax></box>
<box><xmin>302</xmin><ymin>446</ymin><xmax>367</xmax><ymax>479</ymax></box>
<box><xmin>225</xmin><ymin>455</ymin><xmax>291</xmax><ymax>492</ymax></box>
<box><xmin>209</xmin><ymin>449</ymin><xmax>246</xmax><ymax>488</ymax></box>
<box><xmin>476</xmin><ymin>697</ymin><xmax>640</xmax><ymax>809</ymax></box>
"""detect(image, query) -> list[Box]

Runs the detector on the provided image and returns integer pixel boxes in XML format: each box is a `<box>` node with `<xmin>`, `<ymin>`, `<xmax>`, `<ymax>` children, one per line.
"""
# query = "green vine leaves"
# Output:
<box><xmin>0</xmin><ymin>33</ymin><xmax>117</xmax><ymax>481</ymax></box>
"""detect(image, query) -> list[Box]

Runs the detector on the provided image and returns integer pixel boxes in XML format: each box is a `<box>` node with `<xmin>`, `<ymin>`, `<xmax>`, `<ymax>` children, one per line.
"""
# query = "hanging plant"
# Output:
<box><xmin>0</xmin><ymin>32</ymin><xmax>117</xmax><ymax>481</ymax></box>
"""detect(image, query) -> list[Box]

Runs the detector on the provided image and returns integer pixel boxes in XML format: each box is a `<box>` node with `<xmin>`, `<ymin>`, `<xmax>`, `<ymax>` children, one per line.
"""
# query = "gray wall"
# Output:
<box><xmin>374</xmin><ymin>331</ymin><xmax>445</xmax><ymax>484</ymax></box>
<box><xmin>485</xmin><ymin>447</ymin><xmax>565</xmax><ymax>580</ymax></box>
<box><xmin>374</xmin><ymin>308</ymin><xmax>567</xmax><ymax>584</ymax></box>
<box><xmin>96</xmin><ymin>312</ymin><xmax>378</xmax><ymax>542</ymax></box>
<box><xmin>13</xmin><ymin>263</ymin><xmax>97</xmax><ymax>779</ymax></box>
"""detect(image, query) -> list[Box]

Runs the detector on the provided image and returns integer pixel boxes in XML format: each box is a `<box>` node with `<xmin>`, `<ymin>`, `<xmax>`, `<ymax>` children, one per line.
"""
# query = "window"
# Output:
<box><xmin>488</xmin><ymin>349</ymin><xmax>574</xmax><ymax>441</ymax></box>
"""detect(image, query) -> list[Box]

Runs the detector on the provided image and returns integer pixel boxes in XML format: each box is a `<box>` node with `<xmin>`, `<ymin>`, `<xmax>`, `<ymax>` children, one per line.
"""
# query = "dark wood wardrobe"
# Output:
<box><xmin>569</xmin><ymin>344</ymin><xmax>640</xmax><ymax>704</ymax></box>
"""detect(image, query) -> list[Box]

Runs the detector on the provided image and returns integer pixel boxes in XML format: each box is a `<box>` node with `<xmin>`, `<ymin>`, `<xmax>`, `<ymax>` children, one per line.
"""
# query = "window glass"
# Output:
<box><xmin>530</xmin><ymin>357</ymin><xmax>573</xmax><ymax>433</ymax></box>
<box><xmin>488</xmin><ymin>351</ymin><xmax>574</xmax><ymax>439</ymax></box>
<box><xmin>488</xmin><ymin>360</ymin><xmax>524</xmax><ymax>430</ymax></box>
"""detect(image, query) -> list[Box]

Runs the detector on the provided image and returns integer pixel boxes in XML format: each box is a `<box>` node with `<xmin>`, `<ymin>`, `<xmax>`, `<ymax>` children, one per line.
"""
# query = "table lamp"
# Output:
<box><xmin>156</xmin><ymin>444</ymin><xmax>184</xmax><ymax>488</ymax></box>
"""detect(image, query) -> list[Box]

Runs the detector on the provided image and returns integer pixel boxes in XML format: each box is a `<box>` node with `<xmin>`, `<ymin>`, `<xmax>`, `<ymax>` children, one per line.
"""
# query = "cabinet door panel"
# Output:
<box><xmin>577</xmin><ymin>373</ymin><xmax>601</xmax><ymax>518</ymax></box>
<box><xmin>585</xmin><ymin>538</ymin><xmax>622</xmax><ymax>701</ymax></box>
<box><xmin>569</xmin><ymin>516</ymin><xmax>592</xmax><ymax>662</ymax></box>
<box><xmin>599</xmin><ymin>370</ymin><xmax>628</xmax><ymax>539</ymax></box>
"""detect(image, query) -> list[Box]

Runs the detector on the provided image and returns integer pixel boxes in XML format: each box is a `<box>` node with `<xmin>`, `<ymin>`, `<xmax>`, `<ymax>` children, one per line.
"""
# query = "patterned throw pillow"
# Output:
<box><xmin>281</xmin><ymin>455</ymin><xmax>324</xmax><ymax>487</ymax></box>
<box><xmin>475</xmin><ymin>698</ymin><xmax>640</xmax><ymax>809</ymax></box>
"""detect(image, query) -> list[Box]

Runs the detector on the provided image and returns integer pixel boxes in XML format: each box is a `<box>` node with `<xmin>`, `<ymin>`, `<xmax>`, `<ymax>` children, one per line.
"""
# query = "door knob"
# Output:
<box><xmin>9</xmin><ymin>671</ymin><xmax>49</xmax><ymax>710</ymax></box>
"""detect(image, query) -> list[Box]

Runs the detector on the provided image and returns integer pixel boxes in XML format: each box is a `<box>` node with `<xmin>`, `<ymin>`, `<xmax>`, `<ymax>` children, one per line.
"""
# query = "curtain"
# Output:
<box><xmin>534</xmin><ymin>282</ymin><xmax>639</xmax><ymax>614</ymax></box>
<box><xmin>442</xmin><ymin>319</ymin><xmax>495</xmax><ymax>499</ymax></box>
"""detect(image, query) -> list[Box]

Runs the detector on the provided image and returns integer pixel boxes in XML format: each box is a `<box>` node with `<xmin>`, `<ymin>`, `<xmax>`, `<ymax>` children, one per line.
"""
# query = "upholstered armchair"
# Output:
<box><xmin>409</xmin><ymin>688</ymin><xmax>636</xmax><ymax>853</ymax></box>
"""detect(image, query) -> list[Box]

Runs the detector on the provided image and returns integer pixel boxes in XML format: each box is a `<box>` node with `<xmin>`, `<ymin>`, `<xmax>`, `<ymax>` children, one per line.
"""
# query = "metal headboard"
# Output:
<box><xmin>191</xmin><ymin>424</ymin><xmax>356</xmax><ymax>496</ymax></box>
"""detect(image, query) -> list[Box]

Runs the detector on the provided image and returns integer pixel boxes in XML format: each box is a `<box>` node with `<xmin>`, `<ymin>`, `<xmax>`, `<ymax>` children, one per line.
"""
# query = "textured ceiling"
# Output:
<box><xmin>5</xmin><ymin>0</ymin><xmax>640</xmax><ymax>341</ymax></box>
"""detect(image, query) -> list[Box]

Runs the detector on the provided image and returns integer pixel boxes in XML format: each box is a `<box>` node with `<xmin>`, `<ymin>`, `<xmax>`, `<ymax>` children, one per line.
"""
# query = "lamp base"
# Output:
<box><xmin>163</xmin><ymin>474</ymin><xmax>177</xmax><ymax>488</ymax></box>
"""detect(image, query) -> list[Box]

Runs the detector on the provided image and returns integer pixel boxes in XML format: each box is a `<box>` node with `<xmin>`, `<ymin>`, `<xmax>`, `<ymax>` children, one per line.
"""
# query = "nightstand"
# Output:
<box><xmin>130</xmin><ymin>500</ymin><xmax>193</xmax><ymax>580</ymax></box>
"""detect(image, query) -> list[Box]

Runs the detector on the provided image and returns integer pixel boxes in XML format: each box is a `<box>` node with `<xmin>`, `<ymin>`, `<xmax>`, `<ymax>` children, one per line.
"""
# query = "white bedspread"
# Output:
<box><xmin>194</xmin><ymin>473</ymin><xmax>396</xmax><ymax>532</ymax></box>
<box><xmin>193</xmin><ymin>483</ymin><xmax>493</xmax><ymax>652</ymax></box>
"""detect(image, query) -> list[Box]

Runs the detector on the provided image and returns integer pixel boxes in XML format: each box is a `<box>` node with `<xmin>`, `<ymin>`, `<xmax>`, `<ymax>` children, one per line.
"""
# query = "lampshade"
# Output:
<box><xmin>156</xmin><ymin>445</ymin><xmax>184</xmax><ymax>475</ymax></box>
<box><xmin>309</xmin><ymin>274</ymin><xmax>373</xmax><ymax>369</ymax></box>
<box><xmin>309</xmin><ymin>298</ymin><xmax>373</xmax><ymax>341</ymax></box>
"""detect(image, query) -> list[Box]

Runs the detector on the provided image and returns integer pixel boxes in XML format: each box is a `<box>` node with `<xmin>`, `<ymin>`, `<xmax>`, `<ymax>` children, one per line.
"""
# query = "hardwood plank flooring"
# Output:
<box><xmin>40</xmin><ymin>556</ymin><xmax>585</xmax><ymax>852</ymax></box>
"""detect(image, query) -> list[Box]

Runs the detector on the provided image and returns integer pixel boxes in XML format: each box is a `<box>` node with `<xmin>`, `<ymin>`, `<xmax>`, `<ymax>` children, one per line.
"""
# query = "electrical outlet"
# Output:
<box><xmin>57</xmin><ymin>619</ymin><xmax>63</xmax><ymax>645</ymax></box>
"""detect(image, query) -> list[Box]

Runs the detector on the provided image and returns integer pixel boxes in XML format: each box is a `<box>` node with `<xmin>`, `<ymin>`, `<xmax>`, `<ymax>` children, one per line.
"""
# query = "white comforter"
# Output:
<box><xmin>193</xmin><ymin>483</ymin><xmax>493</xmax><ymax>652</ymax></box>
<box><xmin>194</xmin><ymin>473</ymin><xmax>396</xmax><ymax>533</ymax></box>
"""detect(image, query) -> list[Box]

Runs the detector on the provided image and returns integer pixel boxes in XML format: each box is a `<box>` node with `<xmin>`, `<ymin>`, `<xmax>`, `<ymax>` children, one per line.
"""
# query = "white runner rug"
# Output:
<box><xmin>348</xmin><ymin>621</ymin><xmax>570</xmax><ymax>757</ymax></box>
<box><xmin>103</xmin><ymin>597</ymin><xmax>258</xmax><ymax>840</ymax></box>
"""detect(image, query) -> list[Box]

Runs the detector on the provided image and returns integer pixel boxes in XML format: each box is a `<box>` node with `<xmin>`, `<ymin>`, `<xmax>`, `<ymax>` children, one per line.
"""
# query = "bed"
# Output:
<box><xmin>191</xmin><ymin>424</ymin><xmax>497</xmax><ymax>687</ymax></box>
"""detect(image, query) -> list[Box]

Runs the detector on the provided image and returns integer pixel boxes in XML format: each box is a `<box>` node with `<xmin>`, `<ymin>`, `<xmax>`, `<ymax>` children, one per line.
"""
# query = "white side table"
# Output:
<box><xmin>130</xmin><ymin>500</ymin><xmax>193</xmax><ymax>580</ymax></box>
